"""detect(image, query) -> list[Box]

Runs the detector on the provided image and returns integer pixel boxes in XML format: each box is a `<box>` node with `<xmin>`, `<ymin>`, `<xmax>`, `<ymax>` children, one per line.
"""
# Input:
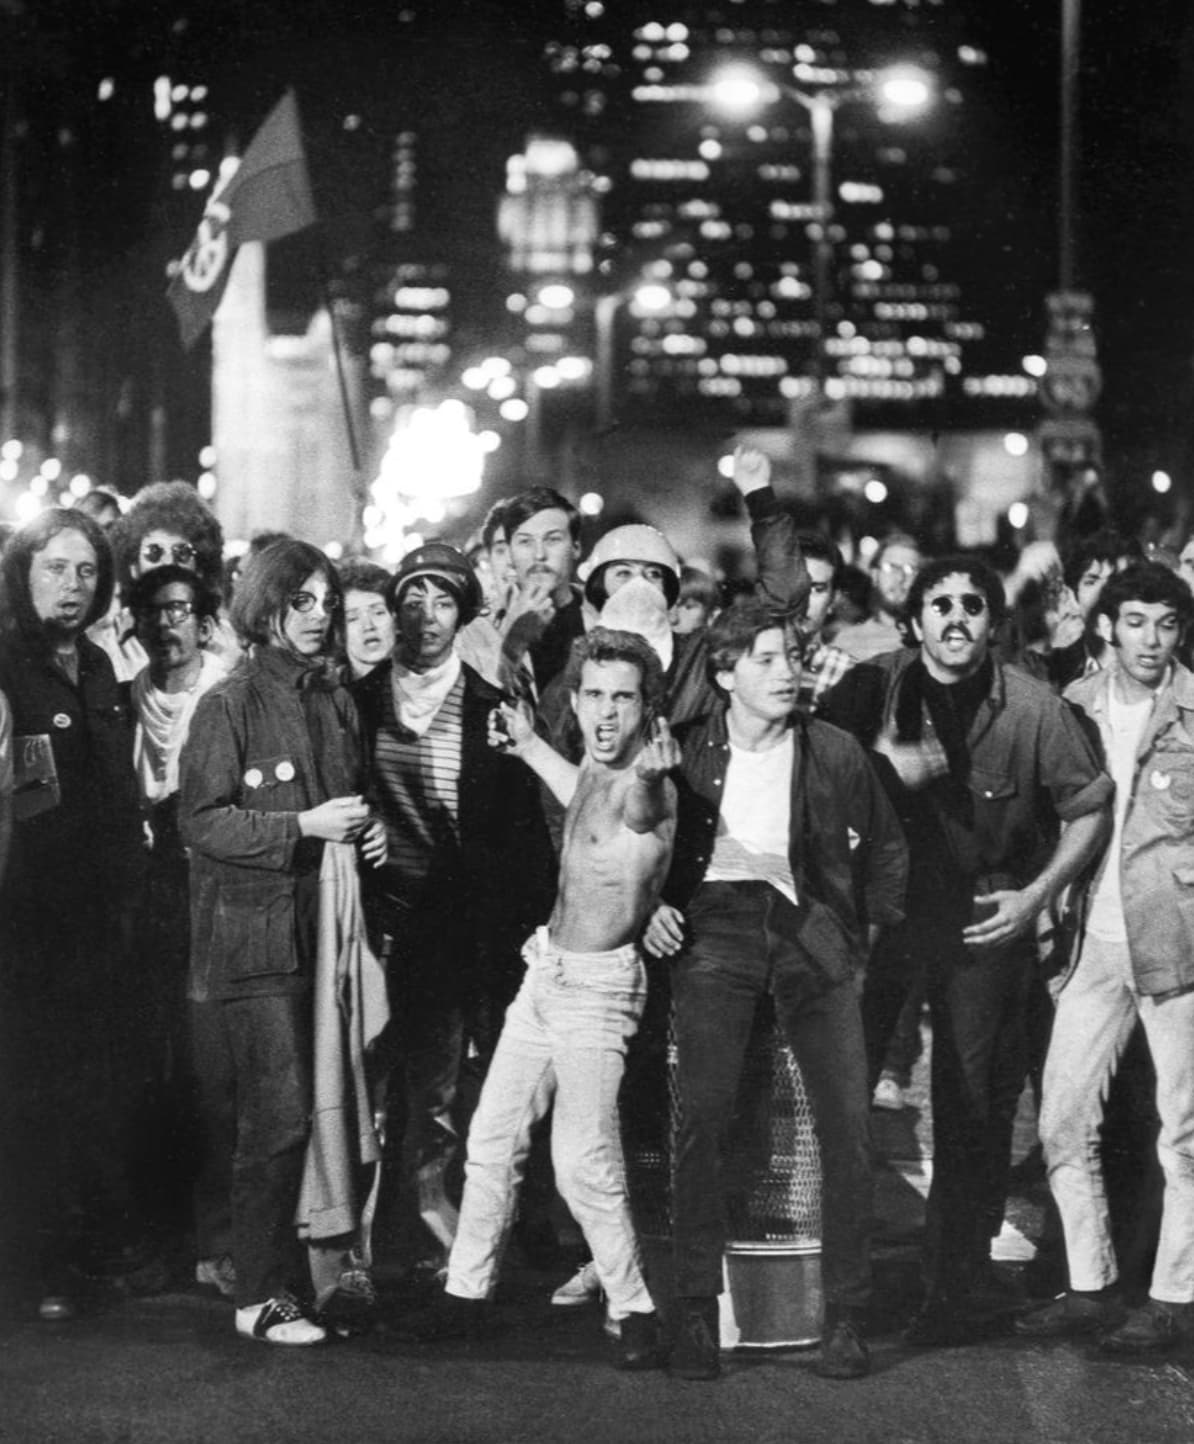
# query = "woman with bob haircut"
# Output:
<box><xmin>179</xmin><ymin>539</ymin><xmax>385</xmax><ymax>1347</ymax></box>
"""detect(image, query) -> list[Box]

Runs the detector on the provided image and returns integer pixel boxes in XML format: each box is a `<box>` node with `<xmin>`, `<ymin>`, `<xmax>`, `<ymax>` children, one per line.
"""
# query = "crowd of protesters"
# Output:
<box><xmin>0</xmin><ymin>448</ymin><xmax>1191</xmax><ymax>1378</ymax></box>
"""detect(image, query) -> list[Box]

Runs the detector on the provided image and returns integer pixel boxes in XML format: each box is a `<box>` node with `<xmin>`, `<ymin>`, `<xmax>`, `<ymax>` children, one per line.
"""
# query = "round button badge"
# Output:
<box><xmin>52</xmin><ymin>713</ymin><xmax>72</xmax><ymax>729</ymax></box>
<box><xmin>275</xmin><ymin>760</ymin><xmax>296</xmax><ymax>782</ymax></box>
<box><xmin>244</xmin><ymin>768</ymin><xmax>264</xmax><ymax>788</ymax></box>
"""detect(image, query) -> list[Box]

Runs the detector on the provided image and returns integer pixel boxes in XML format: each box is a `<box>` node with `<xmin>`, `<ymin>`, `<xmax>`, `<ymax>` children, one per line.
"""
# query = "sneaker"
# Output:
<box><xmin>236</xmin><ymin>1293</ymin><xmax>327</xmax><ymax>1346</ymax></box>
<box><xmin>195</xmin><ymin>1256</ymin><xmax>237</xmax><ymax>1299</ymax></box>
<box><xmin>618</xmin><ymin>1309</ymin><xmax>665</xmax><ymax>1371</ymax></box>
<box><xmin>1096</xmin><ymin>1299</ymin><xmax>1193</xmax><ymax>1357</ymax></box>
<box><xmin>816</xmin><ymin>1317</ymin><xmax>870</xmax><ymax>1379</ymax></box>
<box><xmin>1014</xmin><ymin>1289</ymin><xmax>1124</xmax><ymax>1340</ymax></box>
<box><xmin>551</xmin><ymin>1261</ymin><xmax>602</xmax><ymax>1308</ymax></box>
<box><xmin>872</xmin><ymin>1075</ymin><xmax>906</xmax><ymax>1111</ymax></box>
<box><xmin>668</xmin><ymin>1297</ymin><xmax>721</xmax><ymax>1381</ymax></box>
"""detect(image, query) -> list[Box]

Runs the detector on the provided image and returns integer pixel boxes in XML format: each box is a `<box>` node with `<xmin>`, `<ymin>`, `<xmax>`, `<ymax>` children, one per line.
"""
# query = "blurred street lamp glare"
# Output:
<box><xmin>1152</xmin><ymin>470</ymin><xmax>1173</xmax><ymax>494</ymax></box>
<box><xmin>1003</xmin><ymin>432</ymin><xmax>1030</xmax><ymax>457</ymax></box>
<box><xmin>632</xmin><ymin>283</ymin><xmax>672</xmax><ymax>314</ymax></box>
<box><xmin>1008</xmin><ymin>501</ymin><xmax>1030</xmax><ymax>530</ymax></box>
<box><xmin>499</xmin><ymin>398</ymin><xmax>530</xmax><ymax>422</ymax></box>
<box><xmin>537</xmin><ymin>283</ymin><xmax>575</xmax><ymax>310</ymax></box>
<box><xmin>877</xmin><ymin>67</ymin><xmax>933</xmax><ymax>114</ymax></box>
<box><xmin>579</xmin><ymin>492</ymin><xmax>605</xmax><ymax>517</ymax></box>
<box><xmin>1022</xmin><ymin>354</ymin><xmax>1048</xmax><ymax>378</ymax></box>
<box><xmin>864</xmin><ymin>479</ymin><xmax>889</xmax><ymax>505</ymax></box>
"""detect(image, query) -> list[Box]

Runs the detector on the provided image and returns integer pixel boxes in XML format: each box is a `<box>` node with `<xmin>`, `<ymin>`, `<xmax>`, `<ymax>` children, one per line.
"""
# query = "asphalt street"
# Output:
<box><xmin>3</xmin><ymin>1023</ymin><xmax>1192</xmax><ymax>1443</ymax></box>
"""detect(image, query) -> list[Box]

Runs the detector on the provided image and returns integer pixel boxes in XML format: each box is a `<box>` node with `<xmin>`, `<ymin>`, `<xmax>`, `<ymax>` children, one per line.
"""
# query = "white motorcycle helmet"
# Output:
<box><xmin>583</xmin><ymin>524</ymin><xmax>682</xmax><ymax>609</ymax></box>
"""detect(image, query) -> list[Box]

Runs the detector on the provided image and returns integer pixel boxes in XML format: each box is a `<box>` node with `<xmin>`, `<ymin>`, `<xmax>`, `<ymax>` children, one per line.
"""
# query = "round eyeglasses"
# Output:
<box><xmin>141</xmin><ymin>541</ymin><xmax>197</xmax><ymax>567</ymax></box>
<box><xmin>290</xmin><ymin>591</ymin><xmax>340</xmax><ymax>614</ymax></box>
<box><xmin>927</xmin><ymin>592</ymin><xmax>987</xmax><ymax>618</ymax></box>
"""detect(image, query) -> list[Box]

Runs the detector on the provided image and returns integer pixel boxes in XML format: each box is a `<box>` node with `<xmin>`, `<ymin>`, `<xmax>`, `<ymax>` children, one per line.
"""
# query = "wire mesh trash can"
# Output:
<box><xmin>626</xmin><ymin>994</ymin><xmax>823</xmax><ymax>1347</ymax></box>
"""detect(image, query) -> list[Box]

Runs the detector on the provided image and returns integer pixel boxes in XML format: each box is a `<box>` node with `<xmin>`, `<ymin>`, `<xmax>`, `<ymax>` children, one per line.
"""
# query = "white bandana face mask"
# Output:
<box><xmin>599</xmin><ymin>575</ymin><xmax>674</xmax><ymax>673</ymax></box>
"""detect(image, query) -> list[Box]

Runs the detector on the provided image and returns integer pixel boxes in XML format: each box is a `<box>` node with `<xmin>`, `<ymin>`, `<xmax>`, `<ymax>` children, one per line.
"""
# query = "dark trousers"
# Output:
<box><xmin>190</xmin><ymin>994</ymin><xmax>312</xmax><ymax>1308</ymax></box>
<box><xmin>671</xmin><ymin>882</ymin><xmax>873</xmax><ymax>1314</ymax></box>
<box><xmin>864</xmin><ymin>912</ymin><xmax>1031</xmax><ymax>1299</ymax></box>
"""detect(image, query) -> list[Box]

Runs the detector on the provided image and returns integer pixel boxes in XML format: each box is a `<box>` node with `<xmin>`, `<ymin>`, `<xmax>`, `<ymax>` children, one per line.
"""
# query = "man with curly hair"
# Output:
<box><xmin>93</xmin><ymin>481</ymin><xmax>230</xmax><ymax>680</ymax></box>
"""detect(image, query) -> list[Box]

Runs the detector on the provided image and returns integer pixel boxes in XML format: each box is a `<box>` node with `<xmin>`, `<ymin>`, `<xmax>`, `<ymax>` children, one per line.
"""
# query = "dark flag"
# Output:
<box><xmin>167</xmin><ymin>89</ymin><xmax>316</xmax><ymax>350</ymax></box>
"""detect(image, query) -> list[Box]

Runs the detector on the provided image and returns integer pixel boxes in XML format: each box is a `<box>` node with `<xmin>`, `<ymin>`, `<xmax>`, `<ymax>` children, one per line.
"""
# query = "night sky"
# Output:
<box><xmin>5</xmin><ymin>0</ymin><xmax>1194</xmax><ymax>489</ymax></box>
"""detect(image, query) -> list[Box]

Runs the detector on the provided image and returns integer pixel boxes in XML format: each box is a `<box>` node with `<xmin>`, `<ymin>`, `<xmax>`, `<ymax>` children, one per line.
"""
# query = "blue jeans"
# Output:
<box><xmin>447</xmin><ymin>928</ymin><xmax>654</xmax><ymax>1319</ymax></box>
<box><xmin>671</xmin><ymin>882</ymin><xmax>873</xmax><ymax>1315</ymax></box>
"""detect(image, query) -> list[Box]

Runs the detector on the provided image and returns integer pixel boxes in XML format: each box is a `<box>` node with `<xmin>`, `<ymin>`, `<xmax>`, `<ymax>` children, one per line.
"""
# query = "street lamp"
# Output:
<box><xmin>708</xmin><ymin>62</ymin><xmax>932</xmax><ymax>394</ymax></box>
<box><xmin>594</xmin><ymin>281</ymin><xmax>672</xmax><ymax>430</ymax></box>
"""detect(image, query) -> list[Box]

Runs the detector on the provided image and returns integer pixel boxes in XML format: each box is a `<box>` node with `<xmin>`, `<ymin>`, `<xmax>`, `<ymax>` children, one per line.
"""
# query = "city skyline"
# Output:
<box><xmin>2</xmin><ymin>0</ymin><xmax>1193</xmax><ymax>525</ymax></box>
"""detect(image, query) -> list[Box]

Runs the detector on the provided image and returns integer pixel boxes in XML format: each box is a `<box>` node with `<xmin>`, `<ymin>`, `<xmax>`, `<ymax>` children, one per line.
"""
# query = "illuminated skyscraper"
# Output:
<box><xmin>532</xmin><ymin>0</ymin><xmax>1032</xmax><ymax>429</ymax></box>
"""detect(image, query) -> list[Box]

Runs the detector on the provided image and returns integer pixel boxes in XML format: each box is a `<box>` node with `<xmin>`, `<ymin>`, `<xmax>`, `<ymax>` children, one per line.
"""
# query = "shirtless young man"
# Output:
<box><xmin>404</xmin><ymin>627</ymin><xmax>678</xmax><ymax>1369</ymax></box>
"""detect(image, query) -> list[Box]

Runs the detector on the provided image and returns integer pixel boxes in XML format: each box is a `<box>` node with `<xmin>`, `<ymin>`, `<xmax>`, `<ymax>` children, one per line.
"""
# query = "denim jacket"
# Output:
<box><xmin>180</xmin><ymin>647</ymin><xmax>364</xmax><ymax>1002</ymax></box>
<box><xmin>1065</xmin><ymin>662</ymin><xmax>1194</xmax><ymax>995</ymax></box>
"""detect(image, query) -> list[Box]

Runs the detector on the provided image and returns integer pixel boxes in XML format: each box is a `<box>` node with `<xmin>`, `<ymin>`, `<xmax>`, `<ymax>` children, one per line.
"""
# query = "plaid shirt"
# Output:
<box><xmin>798</xmin><ymin>640</ymin><xmax>856</xmax><ymax>714</ymax></box>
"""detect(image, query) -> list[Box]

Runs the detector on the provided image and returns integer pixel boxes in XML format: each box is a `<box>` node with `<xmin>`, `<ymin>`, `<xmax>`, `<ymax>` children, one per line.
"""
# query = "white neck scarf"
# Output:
<box><xmin>133</xmin><ymin>651</ymin><xmax>225</xmax><ymax>802</ymax></box>
<box><xmin>391</xmin><ymin>653</ymin><xmax>462</xmax><ymax>737</ymax></box>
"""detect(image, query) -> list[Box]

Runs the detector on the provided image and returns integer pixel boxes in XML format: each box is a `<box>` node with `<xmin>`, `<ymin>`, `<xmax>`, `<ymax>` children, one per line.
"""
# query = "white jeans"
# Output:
<box><xmin>446</xmin><ymin>928</ymin><xmax>654</xmax><ymax>1319</ymax></box>
<box><xmin>1040</xmin><ymin>934</ymin><xmax>1194</xmax><ymax>1302</ymax></box>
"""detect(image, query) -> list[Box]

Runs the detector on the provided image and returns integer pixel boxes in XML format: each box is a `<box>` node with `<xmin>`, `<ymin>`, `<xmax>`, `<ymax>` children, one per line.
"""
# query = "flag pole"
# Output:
<box><xmin>317</xmin><ymin>257</ymin><xmax>362</xmax><ymax>477</ymax></box>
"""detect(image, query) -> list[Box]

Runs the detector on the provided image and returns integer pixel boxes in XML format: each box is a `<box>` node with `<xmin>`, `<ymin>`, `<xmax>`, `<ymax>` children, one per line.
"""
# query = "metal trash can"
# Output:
<box><xmin>626</xmin><ymin>995</ymin><xmax>823</xmax><ymax>1348</ymax></box>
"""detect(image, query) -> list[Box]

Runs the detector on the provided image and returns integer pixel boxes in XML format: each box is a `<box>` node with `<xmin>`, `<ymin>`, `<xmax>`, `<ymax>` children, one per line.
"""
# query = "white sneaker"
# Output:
<box><xmin>236</xmin><ymin>1293</ymin><xmax>327</xmax><ymax>1346</ymax></box>
<box><xmin>872</xmin><ymin>1076</ymin><xmax>905</xmax><ymax>1112</ymax></box>
<box><xmin>195</xmin><ymin>1256</ymin><xmax>237</xmax><ymax>1299</ymax></box>
<box><xmin>550</xmin><ymin>1261</ymin><xmax>603</xmax><ymax>1308</ymax></box>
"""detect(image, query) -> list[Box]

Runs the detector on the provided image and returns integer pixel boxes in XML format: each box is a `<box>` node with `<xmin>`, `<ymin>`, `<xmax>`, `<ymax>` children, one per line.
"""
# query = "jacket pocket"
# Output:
<box><xmin>968</xmin><ymin>766</ymin><xmax>1017</xmax><ymax>804</ymax></box>
<box><xmin>215</xmin><ymin>876</ymin><xmax>297</xmax><ymax>980</ymax></box>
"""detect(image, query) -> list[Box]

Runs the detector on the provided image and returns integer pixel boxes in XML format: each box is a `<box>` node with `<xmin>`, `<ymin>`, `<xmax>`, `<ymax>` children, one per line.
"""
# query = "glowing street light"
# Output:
<box><xmin>708</xmin><ymin>61</ymin><xmax>934</xmax><ymax>394</ymax></box>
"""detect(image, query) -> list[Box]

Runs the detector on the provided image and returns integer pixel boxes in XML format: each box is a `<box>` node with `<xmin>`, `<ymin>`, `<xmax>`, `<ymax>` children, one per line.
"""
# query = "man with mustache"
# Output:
<box><xmin>127</xmin><ymin>565</ymin><xmax>229</xmax><ymax>1293</ymax></box>
<box><xmin>821</xmin><ymin>556</ymin><xmax>1112</xmax><ymax>1345</ymax></box>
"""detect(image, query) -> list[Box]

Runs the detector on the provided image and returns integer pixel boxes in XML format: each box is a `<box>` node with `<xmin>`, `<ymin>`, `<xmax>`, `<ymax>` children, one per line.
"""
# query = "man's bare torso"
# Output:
<box><xmin>549</xmin><ymin>760</ymin><xmax>675</xmax><ymax>954</ymax></box>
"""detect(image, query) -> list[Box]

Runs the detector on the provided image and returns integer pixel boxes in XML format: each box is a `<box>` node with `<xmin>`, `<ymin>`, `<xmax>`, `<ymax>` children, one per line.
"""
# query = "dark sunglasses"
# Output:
<box><xmin>927</xmin><ymin>592</ymin><xmax>987</xmax><ymax>618</ymax></box>
<box><xmin>290</xmin><ymin>591</ymin><xmax>340</xmax><ymax>614</ymax></box>
<box><xmin>142</xmin><ymin>541</ymin><xmax>197</xmax><ymax>567</ymax></box>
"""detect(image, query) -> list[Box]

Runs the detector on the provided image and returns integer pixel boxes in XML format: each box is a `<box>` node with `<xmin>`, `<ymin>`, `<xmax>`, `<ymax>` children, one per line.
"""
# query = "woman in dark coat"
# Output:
<box><xmin>180</xmin><ymin>540</ymin><xmax>384</xmax><ymax>1346</ymax></box>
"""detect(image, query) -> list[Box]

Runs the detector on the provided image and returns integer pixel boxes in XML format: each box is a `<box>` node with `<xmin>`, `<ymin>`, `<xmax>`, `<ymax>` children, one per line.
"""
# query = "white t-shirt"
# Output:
<box><xmin>705</xmin><ymin>733</ymin><xmax>797</xmax><ymax>905</ymax></box>
<box><xmin>1086</xmin><ymin>687</ymin><xmax>1153</xmax><ymax>942</ymax></box>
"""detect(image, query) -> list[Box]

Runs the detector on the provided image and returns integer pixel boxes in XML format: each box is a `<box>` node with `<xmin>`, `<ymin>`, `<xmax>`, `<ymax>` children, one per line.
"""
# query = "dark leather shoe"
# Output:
<box><xmin>1014</xmin><ymin>1290</ymin><xmax>1124</xmax><ymax>1339</ymax></box>
<box><xmin>668</xmin><ymin>1297</ymin><xmax>721</xmax><ymax>1380</ymax></box>
<box><xmin>618</xmin><ymin>1309</ymin><xmax>664</xmax><ymax>1371</ymax></box>
<box><xmin>1096</xmin><ymin>1300</ymin><xmax>1192</xmax><ymax>1356</ymax></box>
<box><xmin>816</xmin><ymin>1317</ymin><xmax>870</xmax><ymax>1379</ymax></box>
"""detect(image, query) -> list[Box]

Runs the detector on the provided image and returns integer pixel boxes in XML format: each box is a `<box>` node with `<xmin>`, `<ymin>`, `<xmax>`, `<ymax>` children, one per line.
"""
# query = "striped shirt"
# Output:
<box><xmin>373</xmin><ymin>671</ymin><xmax>465</xmax><ymax>905</ymax></box>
